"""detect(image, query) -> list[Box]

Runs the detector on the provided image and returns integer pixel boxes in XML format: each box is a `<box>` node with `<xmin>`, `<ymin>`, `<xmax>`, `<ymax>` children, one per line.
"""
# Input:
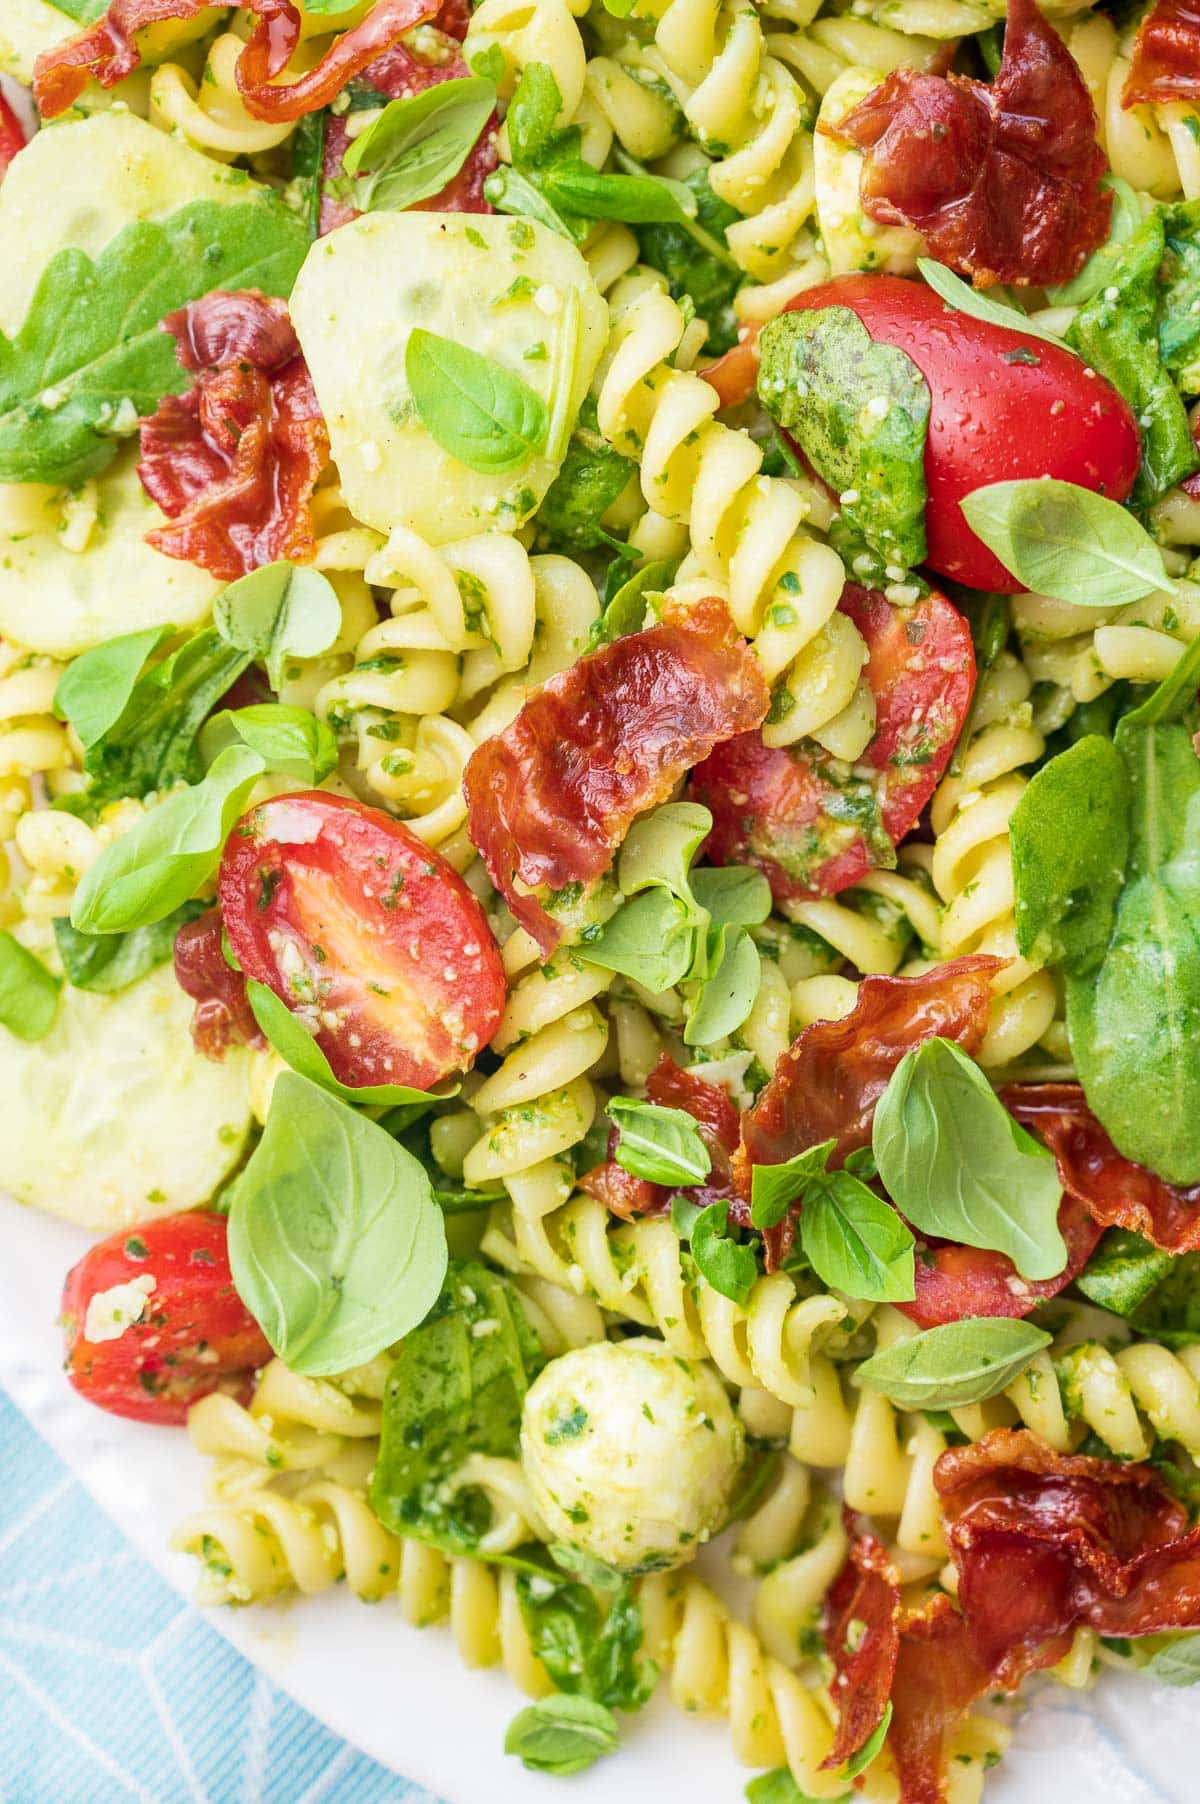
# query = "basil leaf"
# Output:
<box><xmin>228</xmin><ymin>1072</ymin><xmax>447</xmax><ymax>1375</ymax></box>
<box><xmin>844</xmin><ymin>1702</ymin><xmax>892</xmax><ymax>1780</ymax></box>
<box><xmin>747</xmin><ymin>1769</ymin><xmax>849</xmax><ymax>1804</ymax></box>
<box><xmin>691</xmin><ymin>1201</ymin><xmax>759</xmax><ymax>1306</ymax></box>
<box><xmin>959</xmin><ymin>479</ymin><xmax>1169</xmax><ymax>606</ymax></box>
<box><xmin>1130</xmin><ymin>1253</ymin><xmax>1200</xmax><ymax>1346</ymax></box>
<box><xmin>1139</xmin><ymin>1634</ymin><xmax>1200</xmax><ymax>1687</ymax></box>
<box><xmin>44</xmin><ymin>0</ymin><xmax>106</xmax><ymax>21</ymax></box>
<box><xmin>0</xmin><ymin>198</ymin><xmax>308</xmax><ymax>486</ymax></box>
<box><xmin>1065</xmin><ymin>213</ymin><xmax>1198</xmax><ymax>508</ymax></box>
<box><xmin>53</xmin><ymin>625</ymin><xmax>172</xmax><ymax>750</ymax></box>
<box><xmin>536</xmin><ymin>395</ymin><xmax>635</xmax><ymax>553</ymax></box>
<box><xmin>618</xmin><ymin>800</ymin><xmax>710</xmax><ymax>914</ymax></box>
<box><xmin>406</xmin><ymin>328</ymin><xmax>548</xmax><ymax>475</ymax></box>
<box><xmin>246</xmin><ymin>979</ymin><xmax>442</xmax><ymax>1110</ymax></box>
<box><xmin>857</xmin><ymin>1318</ymin><xmax>1052</xmax><ymax>1410</ymax></box>
<box><xmin>757</xmin><ymin>306</ymin><xmax>929</xmax><ymax>571</ymax></box>
<box><xmin>583</xmin><ymin>888</ymin><xmax>696</xmax><ymax>991</ymax></box>
<box><xmin>1047</xmin><ymin>177</ymin><xmax>1142</xmax><ymax>307</ymax></box>
<box><xmin>69</xmin><ymin>744</ymin><xmax>266</xmax><ymax>934</ymax></box>
<box><xmin>53</xmin><ymin>899</ymin><xmax>205</xmax><ymax>995</ymax></box>
<box><xmin>371</xmin><ymin>1260</ymin><xmax>545</xmax><ymax>1548</ymax></box>
<box><xmin>504</xmin><ymin>1695</ymin><xmax>619</xmax><ymax>1776</ymax></box>
<box><xmin>683</xmin><ymin>925</ymin><xmax>760</xmax><ymax>1045</ymax></box>
<box><xmin>341</xmin><ymin>77</ymin><xmax>496</xmax><ymax>213</ymax></box>
<box><xmin>201</xmin><ymin>704</ymin><xmax>338</xmax><ymax>784</ymax></box>
<box><xmin>637</xmin><ymin>166</ymin><xmax>743</xmax><ymax>357</ymax></box>
<box><xmin>289</xmin><ymin>109</ymin><xmax>326</xmax><ymax>242</ymax></box>
<box><xmin>213</xmin><ymin>561</ymin><xmax>342</xmax><ymax>692</ymax></box>
<box><xmin>1010</xmin><ymin>735</ymin><xmax>1129</xmax><ymax>971</ymax></box>
<box><xmin>1075</xmin><ymin>1228</ymin><xmax>1178</xmax><ymax>1317</ymax></box>
<box><xmin>1120</xmin><ymin>628</ymin><xmax>1200</xmax><ymax>729</ymax></box>
<box><xmin>608</xmin><ymin>1097</ymin><xmax>712</xmax><ymax>1186</ymax></box>
<box><xmin>918</xmin><ymin>257</ymin><xmax>1069</xmax><ymax>349</ymax></box>
<box><xmin>590</xmin><ymin>556</ymin><xmax>677</xmax><ymax>645</ymax></box>
<box><xmin>516</xmin><ymin>1566</ymin><xmax>655</xmax><ymax>1711</ymax></box>
<box><xmin>750</xmin><ymin>1139</ymin><xmax>838</xmax><ymax>1231</ymax></box>
<box><xmin>690</xmin><ymin>865</ymin><xmax>772</xmax><ymax>927</ymax></box>
<box><xmin>0</xmin><ymin>933</ymin><xmax>60</xmax><ymax>1040</ymax></box>
<box><xmin>872</xmin><ymin>1038</ymin><xmax>1067</xmax><ymax>1281</ymax></box>
<box><xmin>800</xmin><ymin>1174</ymin><xmax>915</xmax><ymax>1304</ymax></box>
<box><xmin>543</xmin><ymin>167</ymin><xmax>689</xmax><ymax>224</ymax></box>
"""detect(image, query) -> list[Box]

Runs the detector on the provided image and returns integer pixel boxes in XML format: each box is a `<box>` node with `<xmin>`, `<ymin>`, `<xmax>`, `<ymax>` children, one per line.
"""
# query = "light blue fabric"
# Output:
<box><xmin>0</xmin><ymin>1391</ymin><xmax>438</xmax><ymax>1804</ymax></box>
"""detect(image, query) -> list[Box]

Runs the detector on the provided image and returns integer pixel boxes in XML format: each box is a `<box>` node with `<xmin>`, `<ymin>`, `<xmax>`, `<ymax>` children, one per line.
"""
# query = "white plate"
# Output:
<box><xmin>1</xmin><ymin>1195</ymin><xmax>1193</xmax><ymax>1804</ymax></box>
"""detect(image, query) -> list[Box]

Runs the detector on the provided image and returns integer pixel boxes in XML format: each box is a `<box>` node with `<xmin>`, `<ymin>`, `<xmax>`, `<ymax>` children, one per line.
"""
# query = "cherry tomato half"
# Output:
<box><xmin>62</xmin><ymin>1212</ymin><xmax>270</xmax><ymax>1425</ymax></box>
<box><xmin>0</xmin><ymin>96</ymin><xmax>26</xmax><ymax>182</ymax></box>
<box><xmin>692</xmin><ymin>584</ymin><xmax>975</xmax><ymax>901</ymax></box>
<box><xmin>219</xmin><ymin>791</ymin><xmax>505</xmax><ymax>1091</ymax></box>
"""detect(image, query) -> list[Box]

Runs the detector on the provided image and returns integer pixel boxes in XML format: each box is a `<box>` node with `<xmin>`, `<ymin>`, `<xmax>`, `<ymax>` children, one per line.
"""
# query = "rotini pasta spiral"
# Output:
<box><xmin>1013</xmin><ymin>576</ymin><xmax>1200</xmax><ymax>708</ymax></box>
<box><xmin>149</xmin><ymin>33</ymin><xmax>294</xmax><ymax>161</ymax></box>
<box><xmin>0</xmin><ymin>641</ymin><xmax>74</xmax><ymax>845</ymax></box>
<box><xmin>465</xmin><ymin>0</ymin><xmax>591</xmax><ymax>123</ymax></box>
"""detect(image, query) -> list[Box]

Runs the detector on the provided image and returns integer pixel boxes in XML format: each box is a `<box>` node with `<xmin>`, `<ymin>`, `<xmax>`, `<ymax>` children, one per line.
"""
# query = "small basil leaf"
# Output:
<box><xmin>857</xmin><ymin>1318</ymin><xmax>1053</xmax><ymax>1410</ymax></box>
<box><xmin>959</xmin><ymin>479</ymin><xmax>1169</xmax><ymax>606</ymax></box>
<box><xmin>1120</xmin><ymin>627</ymin><xmax>1200</xmax><ymax>729</ymax></box>
<box><xmin>589</xmin><ymin>556</ymin><xmax>678</xmax><ymax>645</ymax></box>
<box><xmin>213</xmin><ymin>561</ymin><xmax>342</xmax><ymax>691</ymax></box>
<box><xmin>1075</xmin><ymin>1228</ymin><xmax>1178</xmax><ymax>1317</ymax></box>
<box><xmin>1139</xmin><ymin>1634</ymin><xmax>1200</xmax><ymax>1686</ymax></box>
<box><xmin>608</xmin><ymin>1096</ymin><xmax>712</xmax><ymax>1187</ymax></box>
<box><xmin>918</xmin><ymin>256</ymin><xmax>1069</xmax><ymax>348</ymax></box>
<box><xmin>746</xmin><ymin>1768</ymin><xmax>849</xmax><ymax>1804</ymax></box>
<box><xmin>583</xmin><ymin>888</ymin><xmax>696</xmax><ymax>991</ymax></box>
<box><xmin>669</xmin><ymin>1192</ymin><xmax>705</xmax><ymax>1239</ymax></box>
<box><xmin>683</xmin><ymin>925</ymin><xmax>760</xmax><ymax>1046</ymax></box>
<box><xmin>0</xmin><ymin>932</ymin><xmax>60</xmax><ymax>1040</ymax></box>
<box><xmin>618</xmin><ymin>800</ymin><xmax>711</xmax><ymax>913</ymax></box>
<box><xmin>1010</xmin><ymin>735</ymin><xmax>1129</xmax><ymax>971</ymax></box>
<box><xmin>53</xmin><ymin>625</ymin><xmax>173</xmax><ymax>748</ymax></box>
<box><xmin>341</xmin><ymin>77</ymin><xmax>496</xmax><ymax>213</ymax></box>
<box><xmin>690</xmin><ymin>865</ymin><xmax>772</xmax><ymax>926</ymax></box>
<box><xmin>800</xmin><ymin>1175</ymin><xmax>915</xmax><ymax>1304</ymax></box>
<box><xmin>515</xmin><ymin>1566</ymin><xmax>656</xmax><ymax>1711</ymax></box>
<box><xmin>406</xmin><ymin>328</ymin><xmax>549</xmax><ymax>475</ymax></box>
<box><xmin>543</xmin><ymin>167</ymin><xmax>692</xmax><ymax>225</ymax></box>
<box><xmin>844</xmin><ymin>1701</ymin><xmax>893</xmax><ymax>1780</ymax></box>
<box><xmin>504</xmin><ymin>1694</ymin><xmax>619</xmax><ymax>1775</ymax></box>
<box><xmin>246</xmin><ymin>979</ymin><xmax>444</xmax><ymax>1110</ymax></box>
<box><xmin>750</xmin><ymin>1139</ymin><xmax>838</xmax><ymax>1230</ymax></box>
<box><xmin>691</xmin><ymin>1201</ymin><xmax>759</xmax><ymax>1306</ymax></box>
<box><xmin>201</xmin><ymin>703</ymin><xmax>338</xmax><ymax>784</ymax></box>
<box><xmin>872</xmin><ymin>1038</ymin><xmax>1067</xmax><ymax>1281</ymax></box>
<box><xmin>228</xmin><ymin>1071</ymin><xmax>447</xmax><ymax>1375</ymax></box>
<box><xmin>53</xmin><ymin>899</ymin><xmax>205</xmax><ymax>994</ymax></box>
<box><xmin>69</xmin><ymin>744</ymin><xmax>265</xmax><ymax>935</ymax></box>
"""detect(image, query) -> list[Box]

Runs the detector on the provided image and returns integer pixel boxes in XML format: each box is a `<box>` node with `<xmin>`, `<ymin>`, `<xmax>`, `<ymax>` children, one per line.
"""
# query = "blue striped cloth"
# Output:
<box><xmin>0</xmin><ymin>1391</ymin><xmax>438</xmax><ymax>1804</ymax></box>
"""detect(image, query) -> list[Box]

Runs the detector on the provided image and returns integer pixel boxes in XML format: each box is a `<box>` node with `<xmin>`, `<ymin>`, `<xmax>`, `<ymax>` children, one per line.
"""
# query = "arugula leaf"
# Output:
<box><xmin>608</xmin><ymin>1097</ymin><xmax>712</xmax><ymax>1187</ymax></box>
<box><xmin>53</xmin><ymin>900</ymin><xmax>205</xmax><ymax>995</ymax></box>
<box><xmin>504</xmin><ymin>1695</ymin><xmax>619</xmax><ymax>1775</ymax></box>
<box><xmin>536</xmin><ymin>395</ymin><xmax>635</xmax><ymax>552</ymax></box>
<box><xmin>406</xmin><ymin>328</ymin><xmax>549</xmax><ymax>474</ymax></box>
<box><xmin>959</xmin><ymin>480</ymin><xmax>1169</xmax><ymax>606</ymax></box>
<box><xmin>69</xmin><ymin>744</ymin><xmax>266</xmax><ymax>934</ymax></box>
<box><xmin>229</xmin><ymin>1073</ymin><xmax>447</xmax><ymax>1376</ymax></box>
<box><xmin>515</xmin><ymin>1562</ymin><xmax>656</xmax><ymax>1711</ymax></box>
<box><xmin>0</xmin><ymin>933</ymin><xmax>60</xmax><ymax>1040</ymax></box>
<box><xmin>638</xmin><ymin>166</ymin><xmax>743</xmax><ymax>355</ymax></box>
<box><xmin>200</xmin><ymin>704</ymin><xmax>338</xmax><ymax>785</ymax></box>
<box><xmin>857</xmin><ymin>1319</ymin><xmax>1052</xmax><ymax>1410</ymax></box>
<box><xmin>582</xmin><ymin>887</ymin><xmax>695</xmax><ymax>991</ymax></box>
<box><xmin>757</xmin><ymin>306</ymin><xmax>930</xmax><ymax>572</ymax></box>
<box><xmin>1065</xmin><ymin>213</ymin><xmax>1198</xmax><ymax>507</ymax></box>
<box><xmin>0</xmin><ymin>198</ymin><xmax>308</xmax><ymax>486</ymax></box>
<box><xmin>1074</xmin><ymin>1228</ymin><xmax>1178</xmax><ymax>1317</ymax></box>
<box><xmin>683</xmin><ymin>924</ymin><xmax>761</xmax><ymax>1045</ymax></box>
<box><xmin>371</xmin><ymin>1260</ymin><xmax>544</xmax><ymax>1548</ymax></box>
<box><xmin>1010</xmin><ymin>735</ymin><xmax>1129</xmax><ymax>970</ymax></box>
<box><xmin>212</xmin><ymin>561</ymin><xmax>342</xmax><ymax>691</ymax></box>
<box><xmin>341</xmin><ymin>77</ymin><xmax>497</xmax><ymax>213</ymax></box>
<box><xmin>690</xmin><ymin>1201</ymin><xmax>759</xmax><ymax>1306</ymax></box>
<box><xmin>53</xmin><ymin>626</ymin><xmax>173</xmax><ymax>751</ymax></box>
<box><xmin>246</xmin><ymin>979</ymin><xmax>442</xmax><ymax>1110</ymax></box>
<box><xmin>918</xmin><ymin>257</ymin><xmax>1069</xmax><ymax>349</ymax></box>
<box><xmin>873</xmin><ymin>1037</ymin><xmax>1067</xmax><ymax>1280</ymax></box>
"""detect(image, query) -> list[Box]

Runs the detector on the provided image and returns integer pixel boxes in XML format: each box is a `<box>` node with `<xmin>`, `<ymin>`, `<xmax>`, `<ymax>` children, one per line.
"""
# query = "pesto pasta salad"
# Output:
<box><xmin>4</xmin><ymin>0</ymin><xmax>1200</xmax><ymax>1792</ymax></box>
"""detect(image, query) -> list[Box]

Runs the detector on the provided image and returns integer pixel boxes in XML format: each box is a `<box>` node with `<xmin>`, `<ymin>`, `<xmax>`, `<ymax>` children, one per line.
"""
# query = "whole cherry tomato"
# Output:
<box><xmin>219</xmin><ymin>791</ymin><xmax>505</xmax><ymax>1090</ymax></box>
<box><xmin>62</xmin><ymin>1212</ymin><xmax>271</xmax><ymax>1425</ymax></box>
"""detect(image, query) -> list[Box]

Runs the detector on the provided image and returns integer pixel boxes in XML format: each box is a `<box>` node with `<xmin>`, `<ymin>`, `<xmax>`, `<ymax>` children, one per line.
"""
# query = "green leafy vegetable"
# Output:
<box><xmin>1130</xmin><ymin>1252</ymin><xmax>1200</xmax><ymax>1346</ymax></box>
<box><xmin>844</xmin><ymin>1703</ymin><xmax>893</xmax><ymax>1780</ymax></box>
<box><xmin>872</xmin><ymin>1037</ymin><xmax>1067</xmax><ymax>1280</ymax></box>
<box><xmin>69</xmin><ymin>744</ymin><xmax>265</xmax><ymax>934</ymax></box>
<box><xmin>857</xmin><ymin>1318</ymin><xmax>1052</xmax><ymax>1410</ymax></box>
<box><xmin>618</xmin><ymin>800</ymin><xmax>710</xmax><ymax>917</ymax></box>
<box><xmin>289</xmin><ymin>109</ymin><xmax>326</xmax><ymax>241</ymax></box>
<box><xmin>1158</xmin><ymin>199</ymin><xmax>1200</xmax><ymax>390</ymax></box>
<box><xmin>200</xmin><ymin>704</ymin><xmax>338</xmax><ymax>785</ymax></box>
<box><xmin>246</xmin><ymin>979</ymin><xmax>442</xmax><ymax>1110</ymax></box>
<box><xmin>608</xmin><ymin>1097</ymin><xmax>712</xmax><ymax>1187</ymax></box>
<box><xmin>536</xmin><ymin>395</ymin><xmax>635</xmax><ymax>552</ymax></box>
<box><xmin>53</xmin><ymin>900</ymin><xmax>205</xmax><ymax>995</ymax></box>
<box><xmin>918</xmin><ymin>257</ymin><xmax>1069</xmax><ymax>348</ymax></box>
<box><xmin>959</xmin><ymin>480</ymin><xmax>1169</xmax><ymax>606</ymax></box>
<box><xmin>690</xmin><ymin>1201</ymin><xmax>760</xmax><ymax>1306</ymax></box>
<box><xmin>757</xmin><ymin>306</ymin><xmax>930</xmax><ymax>572</ymax></box>
<box><xmin>212</xmin><ymin>561</ymin><xmax>342</xmax><ymax>691</ymax></box>
<box><xmin>638</xmin><ymin>165</ymin><xmax>743</xmax><ymax>355</ymax></box>
<box><xmin>683</xmin><ymin>924</ymin><xmax>761</xmax><ymax>1045</ymax></box>
<box><xmin>0</xmin><ymin>933</ymin><xmax>60</xmax><ymax>1040</ymax></box>
<box><xmin>371</xmin><ymin>1260</ymin><xmax>544</xmax><ymax>1547</ymax></box>
<box><xmin>504</xmin><ymin>1694</ymin><xmax>619</xmax><ymax>1775</ymax></box>
<box><xmin>750</xmin><ymin>1139</ymin><xmax>839</xmax><ymax>1230</ymax></box>
<box><xmin>228</xmin><ymin>1072</ymin><xmax>447</xmax><ymax>1376</ymax></box>
<box><xmin>0</xmin><ymin>198</ymin><xmax>308</xmax><ymax>486</ymax></box>
<box><xmin>749</xmin><ymin>1138</ymin><xmax>912</xmax><ymax>1302</ymax></box>
<box><xmin>583</xmin><ymin>887</ymin><xmax>695</xmax><ymax>991</ymax></box>
<box><xmin>1139</xmin><ymin>1634</ymin><xmax>1200</xmax><ymax>1686</ymax></box>
<box><xmin>1010</xmin><ymin>734</ymin><xmax>1129</xmax><ymax>969</ymax></box>
<box><xmin>590</xmin><ymin>556</ymin><xmax>676</xmax><ymax>644</ymax></box>
<box><xmin>53</xmin><ymin>626</ymin><xmax>173</xmax><ymax>751</ymax></box>
<box><xmin>340</xmin><ymin>77</ymin><xmax>497</xmax><ymax>212</ymax></box>
<box><xmin>44</xmin><ymin>0</ymin><xmax>106</xmax><ymax>20</ymax></box>
<box><xmin>1047</xmin><ymin>177</ymin><xmax>1143</xmax><ymax>307</ymax></box>
<box><xmin>1075</xmin><ymin>1228</ymin><xmax>1178</xmax><ymax>1317</ymax></box>
<box><xmin>515</xmin><ymin>1560</ymin><xmax>656</xmax><ymax>1711</ymax></box>
<box><xmin>746</xmin><ymin>1769</ymin><xmax>848</xmax><ymax>1804</ymax></box>
<box><xmin>691</xmin><ymin>866</ymin><xmax>772</xmax><ymax>926</ymax></box>
<box><xmin>406</xmin><ymin>328</ymin><xmax>549</xmax><ymax>474</ymax></box>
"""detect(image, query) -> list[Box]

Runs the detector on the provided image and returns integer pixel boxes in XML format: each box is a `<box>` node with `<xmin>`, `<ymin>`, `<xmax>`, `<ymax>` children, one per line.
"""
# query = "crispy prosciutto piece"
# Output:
<box><xmin>887</xmin><ymin>1593</ymin><xmax>993</xmax><ymax>1804</ymax></box>
<box><xmin>828</xmin><ymin>0</ymin><xmax>1110</xmax><ymax>288</ymax></box>
<box><xmin>1124</xmin><ymin>0</ymin><xmax>1200</xmax><ymax>109</ymax></box>
<box><xmin>692</xmin><ymin>586</ymin><xmax>975</xmax><ymax>904</ymax></box>
<box><xmin>821</xmin><ymin>1518</ymin><xmax>900</xmax><ymax>1771</ymax></box>
<box><xmin>902</xmin><ymin>1194</ymin><xmax>1101</xmax><ymax>1329</ymax></box>
<box><xmin>34</xmin><ymin>0</ymin><xmax>441</xmax><ymax>124</ymax></box>
<box><xmin>1004</xmin><ymin>1082</ymin><xmax>1200</xmax><ymax>1255</ymax></box>
<box><xmin>138</xmin><ymin>290</ymin><xmax>329</xmax><ymax>582</ymax></box>
<box><xmin>463</xmin><ymin>595</ymin><xmax>769</xmax><ymax>957</ymax></box>
<box><xmin>579</xmin><ymin>1055</ymin><xmax>742</xmax><ymax>1222</ymax></box>
<box><xmin>173</xmin><ymin>909</ymin><xmax>261</xmax><ymax>1061</ymax></box>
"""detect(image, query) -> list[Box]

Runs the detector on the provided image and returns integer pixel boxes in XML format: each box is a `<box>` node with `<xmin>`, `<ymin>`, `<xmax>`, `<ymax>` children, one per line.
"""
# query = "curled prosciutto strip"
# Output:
<box><xmin>138</xmin><ymin>290</ymin><xmax>329</xmax><ymax>582</ymax></box>
<box><xmin>821</xmin><ymin>1518</ymin><xmax>900</xmax><ymax>1771</ymax></box>
<box><xmin>902</xmin><ymin>1193</ymin><xmax>1102</xmax><ymax>1329</ymax></box>
<box><xmin>1124</xmin><ymin>0</ymin><xmax>1200</xmax><ymax>109</ymax></box>
<box><xmin>463</xmin><ymin>595</ymin><xmax>769</xmax><ymax>957</ymax></box>
<box><xmin>173</xmin><ymin>909</ymin><xmax>261</xmax><ymax>1061</ymax></box>
<box><xmin>828</xmin><ymin>0</ymin><xmax>1109</xmax><ymax>288</ymax></box>
<box><xmin>580</xmin><ymin>1055</ymin><xmax>741</xmax><ymax>1222</ymax></box>
<box><xmin>1004</xmin><ymin>1082</ymin><xmax>1200</xmax><ymax>1254</ymax></box>
<box><xmin>34</xmin><ymin>0</ymin><xmax>440</xmax><ymax>124</ymax></box>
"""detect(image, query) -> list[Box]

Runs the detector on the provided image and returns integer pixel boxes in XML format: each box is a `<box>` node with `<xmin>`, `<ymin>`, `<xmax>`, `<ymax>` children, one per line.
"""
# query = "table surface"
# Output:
<box><xmin>0</xmin><ymin>1390</ymin><xmax>442</xmax><ymax>1804</ymax></box>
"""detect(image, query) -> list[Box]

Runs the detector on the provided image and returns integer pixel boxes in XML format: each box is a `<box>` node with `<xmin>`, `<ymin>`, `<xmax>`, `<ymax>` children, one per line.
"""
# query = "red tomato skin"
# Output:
<box><xmin>61</xmin><ymin>1213</ymin><xmax>271</xmax><ymax>1426</ymax></box>
<box><xmin>784</xmin><ymin>275</ymin><xmax>1141</xmax><ymax>592</ymax></box>
<box><xmin>219</xmin><ymin>791</ymin><xmax>505</xmax><ymax>1090</ymax></box>
<box><xmin>0</xmin><ymin>96</ymin><xmax>26</xmax><ymax>180</ymax></box>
